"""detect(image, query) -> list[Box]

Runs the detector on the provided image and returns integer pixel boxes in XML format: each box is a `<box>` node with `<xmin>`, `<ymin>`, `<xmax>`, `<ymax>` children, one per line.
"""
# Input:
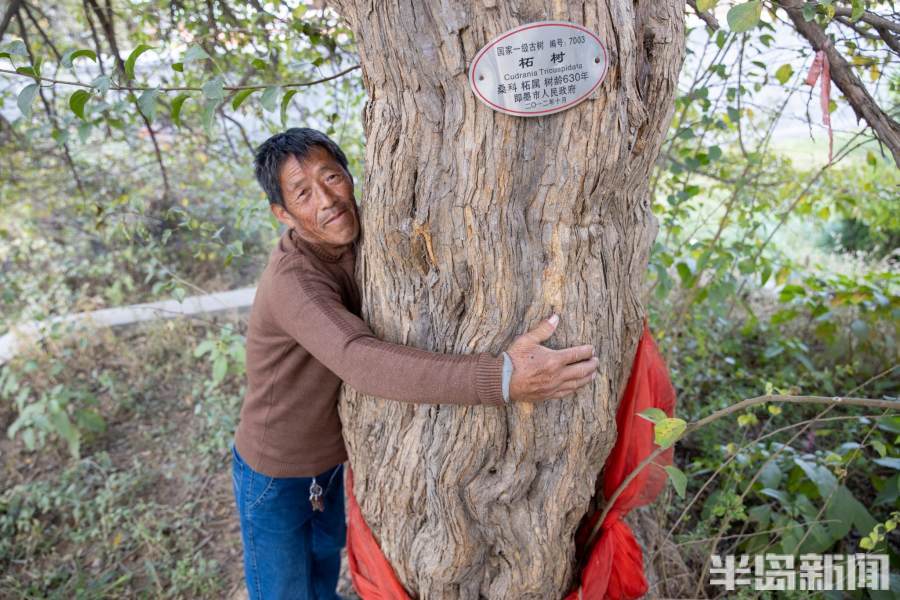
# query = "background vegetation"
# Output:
<box><xmin>0</xmin><ymin>0</ymin><xmax>897</xmax><ymax>597</ymax></box>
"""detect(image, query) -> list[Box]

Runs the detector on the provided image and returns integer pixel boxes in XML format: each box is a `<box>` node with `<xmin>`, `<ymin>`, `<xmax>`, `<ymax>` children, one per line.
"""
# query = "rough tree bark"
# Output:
<box><xmin>333</xmin><ymin>1</ymin><xmax>685</xmax><ymax>598</ymax></box>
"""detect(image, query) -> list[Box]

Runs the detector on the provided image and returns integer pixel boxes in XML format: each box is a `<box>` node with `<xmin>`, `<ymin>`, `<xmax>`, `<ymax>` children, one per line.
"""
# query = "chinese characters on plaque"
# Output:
<box><xmin>468</xmin><ymin>22</ymin><xmax>609</xmax><ymax>117</ymax></box>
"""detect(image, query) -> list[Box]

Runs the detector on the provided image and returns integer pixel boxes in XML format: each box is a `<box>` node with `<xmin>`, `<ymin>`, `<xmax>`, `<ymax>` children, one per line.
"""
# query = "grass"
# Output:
<box><xmin>0</xmin><ymin>317</ymin><xmax>246</xmax><ymax>599</ymax></box>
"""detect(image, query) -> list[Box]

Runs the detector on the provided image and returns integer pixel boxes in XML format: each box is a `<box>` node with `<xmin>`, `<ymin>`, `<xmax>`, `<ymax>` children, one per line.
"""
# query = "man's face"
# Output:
<box><xmin>270</xmin><ymin>145</ymin><xmax>359</xmax><ymax>250</ymax></box>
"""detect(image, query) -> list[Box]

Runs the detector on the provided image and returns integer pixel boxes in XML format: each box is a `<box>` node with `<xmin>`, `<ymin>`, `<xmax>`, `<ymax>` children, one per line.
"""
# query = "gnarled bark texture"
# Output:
<box><xmin>334</xmin><ymin>1</ymin><xmax>685</xmax><ymax>598</ymax></box>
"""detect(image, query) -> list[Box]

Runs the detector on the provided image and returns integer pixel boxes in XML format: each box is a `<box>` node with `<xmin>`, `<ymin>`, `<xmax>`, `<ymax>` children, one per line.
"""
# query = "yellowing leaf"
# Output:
<box><xmin>737</xmin><ymin>413</ymin><xmax>759</xmax><ymax>427</ymax></box>
<box><xmin>727</xmin><ymin>1</ymin><xmax>762</xmax><ymax>33</ymax></box>
<box><xmin>869</xmin><ymin>65</ymin><xmax>880</xmax><ymax>81</ymax></box>
<box><xmin>775</xmin><ymin>64</ymin><xmax>793</xmax><ymax>85</ymax></box>
<box><xmin>654</xmin><ymin>418</ymin><xmax>687</xmax><ymax>448</ymax></box>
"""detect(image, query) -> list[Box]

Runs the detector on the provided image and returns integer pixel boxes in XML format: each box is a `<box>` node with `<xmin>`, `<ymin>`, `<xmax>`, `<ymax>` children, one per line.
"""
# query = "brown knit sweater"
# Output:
<box><xmin>234</xmin><ymin>228</ymin><xmax>505</xmax><ymax>477</ymax></box>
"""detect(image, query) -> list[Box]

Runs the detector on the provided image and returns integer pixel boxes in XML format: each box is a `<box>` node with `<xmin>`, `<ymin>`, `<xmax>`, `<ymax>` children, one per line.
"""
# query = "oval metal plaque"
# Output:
<box><xmin>469</xmin><ymin>21</ymin><xmax>610</xmax><ymax>117</ymax></box>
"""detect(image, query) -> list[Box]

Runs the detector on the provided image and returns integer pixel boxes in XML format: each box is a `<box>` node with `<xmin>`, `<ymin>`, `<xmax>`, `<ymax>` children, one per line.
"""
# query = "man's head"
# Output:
<box><xmin>254</xmin><ymin>128</ymin><xmax>359</xmax><ymax>251</ymax></box>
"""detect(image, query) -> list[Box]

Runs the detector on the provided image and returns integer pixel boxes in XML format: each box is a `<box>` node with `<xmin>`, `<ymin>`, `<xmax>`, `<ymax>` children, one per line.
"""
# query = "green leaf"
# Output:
<box><xmin>726</xmin><ymin>106</ymin><xmax>741</xmax><ymax>123</ymax></box>
<box><xmin>51</xmin><ymin>128</ymin><xmax>70</xmax><ymax>146</ymax></box>
<box><xmin>172</xmin><ymin>287</ymin><xmax>186</xmax><ymax>302</ymax></box>
<box><xmin>696</xmin><ymin>0</ymin><xmax>717</xmax><ymax>11</ymax></box>
<box><xmin>91</xmin><ymin>74</ymin><xmax>110</xmax><ymax>95</ymax></box>
<box><xmin>850</xmin><ymin>318</ymin><xmax>868</xmax><ymax>338</ymax></box>
<box><xmin>212</xmin><ymin>356</ymin><xmax>228</xmax><ymax>385</ymax></box>
<box><xmin>850</xmin><ymin>0</ymin><xmax>865</xmax><ymax>21</ymax></box>
<box><xmin>874</xmin><ymin>474</ymin><xmax>899</xmax><ymax>506</ymax></box>
<box><xmin>172</xmin><ymin>62</ymin><xmax>184</xmax><ymax>72</ymax></box>
<box><xmin>836</xmin><ymin>485</ymin><xmax>877</xmax><ymax>537</ymax></box>
<box><xmin>759</xmin><ymin>487</ymin><xmax>790</xmax><ymax>506</ymax></box>
<box><xmin>873</xmin><ymin>457</ymin><xmax>900</xmax><ymax>471</ymax></box>
<box><xmin>183</xmin><ymin>44</ymin><xmax>210</xmax><ymax>64</ymax></box>
<box><xmin>61</xmin><ymin>48</ymin><xmax>97</xmax><ymax>68</ymax></box>
<box><xmin>231</xmin><ymin>88</ymin><xmax>255</xmax><ymax>110</ymax></box>
<box><xmin>866</xmin><ymin>151</ymin><xmax>878</xmax><ymax>167</ymax></box>
<box><xmin>49</xmin><ymin>411</ymin><xmax>80</xmax><ymax>458</ymax></box>
<box><xmin>802</xmin><ymin>3</ymin><xmax>815</xmax><ymax>21</ymax></box>
<box><xmin>638</xmin><ymin>407</ymin><xmax>667</xmax><ymax>424</ymax></box>
<box><xmin>748</xmin><ymin>504</ymin><xmax>772</xmax><ymax>527</ymax></box>
<box><xmin>0</xmin><ymin>39</ymin><xmax>27</xmax><ymax>58</ymax></box>
<box><xmin>727</xmin><ymin>1</ymin><xmax>762</xmax><ymax>33</ymax></box>
<box><xmin>794</xmin><ymin>458</ymin><xmax>837</xmax><ymax>498</ymax></box>
<box><xmin>876</xmin><ymin>415</ymin><xmax>900</xmax><ymax>434</ymax></box>
<box><xmin>75</xmin><ymin>408</ymin><xmax>106</xmax><ymax>433</ymax></box>
<box><xmin>758</xmin><ymin>461</ymin><xmax>783</xmax><ymax>490</ymax></box>
<box><xmin>124</xmin><ymin>44</ymin><xmax>153</xmax><ymax>81</ymax></box>
<box><xmin>137</xmin><ymin>88</ymin><xmax>159</xmax><ymax>121</ymax></box>
<box><xmin>171</xmin><ymin>93</ymin><xmax>190</xmax><ymax>127</ymax></box>
<box><xmin>252</xmin><ymin>58</ymin><xmax>268</xmax><ymax>70</ymax></box>
<box><xmin>193</xmin><ymin>340</ymin><xmax>216</xmax><ymax>358</ymax></box>
<box><xmin>260</xmin><ymin>85</ymin><xmax>281</xmax><ymax>112</ymax></box>
<box><xmin>17</xmin><ymin>83</ymin><xmax>38</xmax><ymax>119</ymax></box>
<box><xmin>676</xmin><ymin>262</ymin><xmax>694</xmax><ymax>286</ymax></box>
<box><xmin>78</xmin><ymin>122</ymin><xmax>92</xmax><ymax>143</ymax></box>
<box><xmin>664</xmin><ymin>465</ymin><xmax>687</xmax><ymax>498</ymax></box>
<box><xmin>69</xmin><ymin>89</ymin><xmax>91</xmax><ymax>120</ymax></box>
<box><xmin>201</xmin><ymin>99</ymin><xmax>220</xmax><ymax>133</ymax></box>
<box><xmin>775</xmin><ymin>64</ymin><xmax>793</xmax><ymax>85</ymax></box>
<box><xmin>21</xmin><ymin>428</ymin><xmax>36</xmax><ymax>451</ymax></box>
<box><xmin>201</xmin><ymin>76</ymin><xmax>225</xmax><ymax>101</ymax></box>
<box><xmin>654</xmin><ymin>417</ymin><xmax>687</xmax><ymax>448</ymax></box>
<box><xmin>280</xmin><ymin>89</ymin><xmax>297</xmax><ymax>125</ymax></box>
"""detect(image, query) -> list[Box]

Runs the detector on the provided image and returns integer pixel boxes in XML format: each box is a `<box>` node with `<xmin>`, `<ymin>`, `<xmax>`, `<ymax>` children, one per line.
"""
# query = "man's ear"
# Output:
<box><xmin>270</xmin><ymin>203</ymin><xmax>295</xmax><ymax>229</ymax></box>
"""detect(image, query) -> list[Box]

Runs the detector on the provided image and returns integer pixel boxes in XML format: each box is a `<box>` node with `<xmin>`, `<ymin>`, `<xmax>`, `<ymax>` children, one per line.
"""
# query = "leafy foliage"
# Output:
<box><xmin>0</xmin><ymin>0</ymin><xmax>897</xmax><ymax>597</ymax></box>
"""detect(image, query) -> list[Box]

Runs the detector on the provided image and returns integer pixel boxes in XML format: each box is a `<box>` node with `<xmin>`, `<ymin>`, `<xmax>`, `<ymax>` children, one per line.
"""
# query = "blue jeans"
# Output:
<box><xmin>231</xmin><ymin>444</ymin><xmax>346</xmax><ymax>599</ymax></box>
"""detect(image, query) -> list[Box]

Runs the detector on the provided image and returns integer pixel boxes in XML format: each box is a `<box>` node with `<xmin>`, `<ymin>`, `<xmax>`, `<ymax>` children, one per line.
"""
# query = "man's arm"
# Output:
<box><xmin>271</xmin><ymin>259</ymin><xmax>597</xmax><ymax>405</ymax></box>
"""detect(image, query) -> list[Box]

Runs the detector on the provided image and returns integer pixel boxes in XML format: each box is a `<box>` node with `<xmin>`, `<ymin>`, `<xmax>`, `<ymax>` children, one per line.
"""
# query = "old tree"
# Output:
<box><xmin>333</xmin><ymin>1</ymin><xmax>685</xmax><ymax>598</ymax></box>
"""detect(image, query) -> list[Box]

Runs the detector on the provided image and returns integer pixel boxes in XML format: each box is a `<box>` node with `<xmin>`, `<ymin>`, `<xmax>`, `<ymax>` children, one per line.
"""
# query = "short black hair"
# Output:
<box><xmin>253</xmin><ymin>128</ymin><xmax>351</xmax><ymax>207</ymax></box>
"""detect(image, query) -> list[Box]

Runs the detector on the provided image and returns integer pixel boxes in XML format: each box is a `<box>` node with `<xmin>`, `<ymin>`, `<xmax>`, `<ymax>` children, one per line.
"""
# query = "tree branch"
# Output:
<box><xmin>686</xmin><ymin>0</ymin><xmax>720</xmax><ymax>30</ymax></box>
<box><xmin>777</xmin><ymin>0</ymin><xmax>900</xmax><ymax>166</ymax></box>
<box><xmin>835</xmin><ymin>14</ymin><xmax>900</xmax><ymax>55</ymax></box>
<box><xmin>21</xmin><ymin>2</ymin><xmax>62</xmax><ymax>64</ymax></box>
<box><xmin>0</xmin><ymin>65</ymin><xmax>361</xmax><ymax>92</ymax></box>
<box><xmin>222</xmin><ymin>113</ymin><xmax>255</xmax><ymax>155</ymax></box>
<box><xmin>833</xmin><ymin>6</ymin><xmax>900</xmax><ymax>35</ymax></box>
<box><xmin>0</xmin><ymin>0</ymin><xmax>22</xmax><ymax>41</ymax></box>
<box><xmin>84</xmin><ymin>0</ymin><xmax>172</xmax><ymax>212</ymax></box>
<box><xmin>15</xmin><ymin>6</ymin><xmax>87</xmax><ymax>201</ymax></box>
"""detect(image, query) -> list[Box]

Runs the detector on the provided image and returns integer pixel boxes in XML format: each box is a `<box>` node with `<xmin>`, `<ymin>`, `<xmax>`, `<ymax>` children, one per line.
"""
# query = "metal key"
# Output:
<box><xmin>309</xmin><ymin>479</ymin><xmax>325</xmax><ymax>512</ymax></box>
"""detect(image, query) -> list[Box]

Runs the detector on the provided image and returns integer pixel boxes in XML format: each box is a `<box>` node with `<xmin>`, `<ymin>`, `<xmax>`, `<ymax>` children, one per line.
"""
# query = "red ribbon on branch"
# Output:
<box><xmin>805</xmin><ymin>49</ymin><xmax>833</xmax><ymax>162</ymax></box>
<box><xmin>346</xmin><ymin>323</ymin><xmax>677</xmax><ymax>600</ymax></box>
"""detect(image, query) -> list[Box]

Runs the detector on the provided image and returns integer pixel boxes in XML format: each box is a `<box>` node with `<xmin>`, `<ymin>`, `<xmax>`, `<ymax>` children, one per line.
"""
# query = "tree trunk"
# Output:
<box><xmin>334</xmin><ymin>1</ymin><xmax>685</xmax><ymax>598</ymax></box>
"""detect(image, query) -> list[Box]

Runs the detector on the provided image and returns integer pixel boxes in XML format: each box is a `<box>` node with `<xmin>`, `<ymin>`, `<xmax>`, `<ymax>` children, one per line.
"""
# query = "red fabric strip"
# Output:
<box><xmin>805</xmin><ymin>50</ymin><xmax>833</xmax><ymax>162</ymax></box>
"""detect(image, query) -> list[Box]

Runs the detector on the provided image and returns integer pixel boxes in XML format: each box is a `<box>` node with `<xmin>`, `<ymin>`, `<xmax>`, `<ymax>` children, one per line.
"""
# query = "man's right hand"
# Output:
<box><xmin>505</xmin><ymin>314</ymin><xmax>598</xmax><ymax>403</ymax></box>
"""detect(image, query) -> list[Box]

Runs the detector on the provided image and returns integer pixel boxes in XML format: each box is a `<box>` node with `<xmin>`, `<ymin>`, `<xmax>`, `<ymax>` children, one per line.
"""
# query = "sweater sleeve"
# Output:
<box><xmin>268</xmin><ymin>258</ymin><xmax>505</xmax><ymax>406</ymax></box>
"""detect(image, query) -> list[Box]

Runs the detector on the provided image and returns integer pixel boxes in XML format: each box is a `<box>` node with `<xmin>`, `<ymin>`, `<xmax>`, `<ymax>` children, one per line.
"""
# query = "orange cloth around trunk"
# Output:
<box><xmin>346</xmin><ymin>324</ymin><xmax>677</xmax><ymax>600</ymax></box>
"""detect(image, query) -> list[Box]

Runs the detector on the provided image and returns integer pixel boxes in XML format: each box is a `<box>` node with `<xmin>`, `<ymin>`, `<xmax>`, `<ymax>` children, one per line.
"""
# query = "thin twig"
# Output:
<box><xmin>584</xmin><ymin>393</ymin><xmax>897</xmax><ymax>553</ymax></box>
<box><xmin>0</xmin><ymin>65</ymin><xmax>362</xmax><ymax>92</ymax></box>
